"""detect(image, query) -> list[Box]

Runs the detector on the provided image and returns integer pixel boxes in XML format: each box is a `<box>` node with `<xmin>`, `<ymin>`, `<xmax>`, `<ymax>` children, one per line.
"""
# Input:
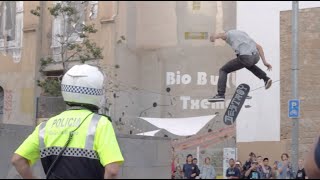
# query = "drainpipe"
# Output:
<box><xmin>34</xmin><ymin>1</ymin><xmax>45</xmax><ymax>126</ymax></box>
<box><xmin>102</xmin><ymin>1</ymin><xmax>120</xmax><ymax>117</ymax></box>
<box><xmin>111</xmin><ymin>1</ymin><xmax>119</xmax><ymax>120</ymax></box>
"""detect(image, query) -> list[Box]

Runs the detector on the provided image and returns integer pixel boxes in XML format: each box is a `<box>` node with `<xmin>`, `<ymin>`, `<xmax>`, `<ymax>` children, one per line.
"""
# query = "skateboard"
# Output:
<box><xmin>223</xmin><ymin>83</ymin><xmax>250</xmax><ymax>125</ymax></box>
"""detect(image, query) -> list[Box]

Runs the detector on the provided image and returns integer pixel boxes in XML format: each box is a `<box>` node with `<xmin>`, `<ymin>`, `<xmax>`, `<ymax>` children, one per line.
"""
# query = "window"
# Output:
<box><xmin>89</xmin><ymin>1</ymin><xmax>98</xmax><ymax>20</ymax></box>
<box><xmin>0</xmin><ymin>1</ymin><xmax>23</xmax><ymax>63</ymax></box>
<box><xmin>51</xmin><ymin>1</ymin><xmax>88</xmax><ymax>62</ymax></box>
<box><xmin>65</xmin><ymin>1</ymin><xmax>86</xmax><ymax>42</ymax></box>
<box><xmin>0</xmin><ymin>2</ymin><xmax>16</xmax><ymax>41</ymax></box>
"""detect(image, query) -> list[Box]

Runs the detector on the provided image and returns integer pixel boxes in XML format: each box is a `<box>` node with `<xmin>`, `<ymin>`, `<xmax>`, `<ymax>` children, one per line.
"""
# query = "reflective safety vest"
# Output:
<box><xmin>39</xmin><ymin>109</ymin><xmax>111</xmax><ymax>179</ymax></box>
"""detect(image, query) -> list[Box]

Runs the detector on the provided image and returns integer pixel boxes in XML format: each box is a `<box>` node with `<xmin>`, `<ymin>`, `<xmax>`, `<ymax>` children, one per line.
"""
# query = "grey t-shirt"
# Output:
<box><xmin>226</xmin><ymin>30</ymin><xmax>258</xmax><ymax>55</ymax></box>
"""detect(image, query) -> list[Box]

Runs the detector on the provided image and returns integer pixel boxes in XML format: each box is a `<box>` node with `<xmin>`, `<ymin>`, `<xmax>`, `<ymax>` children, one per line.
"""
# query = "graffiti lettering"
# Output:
<box><xmin>180</xmin><ymin>96</ymin><xmax>231</xmax><ymax>110</ymax></box>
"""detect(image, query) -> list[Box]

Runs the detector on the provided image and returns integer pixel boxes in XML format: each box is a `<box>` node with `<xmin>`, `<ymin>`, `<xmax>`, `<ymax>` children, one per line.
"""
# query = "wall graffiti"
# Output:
<box><xmin>172</xmin><ymin>125</ymin><xmax>235</xmax><ymax>151</ymax></box>
<box><xmin>4</xmin><ymin>89</ymin><xmax>13</xmax><ymax>120</ymax></box>
<box><xmin>0</xmin><ymin>87</ymin><xmax>3</xmax><ymax>115</ymax></box>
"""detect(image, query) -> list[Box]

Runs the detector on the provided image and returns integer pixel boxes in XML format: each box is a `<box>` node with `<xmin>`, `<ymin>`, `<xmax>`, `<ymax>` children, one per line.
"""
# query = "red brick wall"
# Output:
<box><xmin>280</xmin><ymin>7</ymin><xmax>320</xmax><ymax>157</ymax></box>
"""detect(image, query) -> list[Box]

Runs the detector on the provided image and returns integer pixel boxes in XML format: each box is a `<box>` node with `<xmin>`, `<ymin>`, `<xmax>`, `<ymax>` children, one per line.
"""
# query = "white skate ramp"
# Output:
<box><xmin>139</xmin><ymin>115</ymin><xmax>216</xmax><ymax>136</ymax></box>
<box><xmin>136</xmin><ymin>129</ymin><xmax>161</xmax><ymax>136</ymax></box>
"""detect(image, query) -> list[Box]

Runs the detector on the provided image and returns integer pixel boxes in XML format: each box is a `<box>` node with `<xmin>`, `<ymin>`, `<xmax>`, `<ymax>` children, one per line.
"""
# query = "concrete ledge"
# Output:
<box><xmin>100</xmin><ymin>17</ymin><xmax>115</xmax><ymax>24</ymax></box>
<box><xmin>43</xmin><ymin>59</ymin><xmax>101</xmax><ymax>72</ymax></box>
<box><xmin>23</xmin><ymin>25</ymin><xmax>37</xmax><ymax>33</ymax></box>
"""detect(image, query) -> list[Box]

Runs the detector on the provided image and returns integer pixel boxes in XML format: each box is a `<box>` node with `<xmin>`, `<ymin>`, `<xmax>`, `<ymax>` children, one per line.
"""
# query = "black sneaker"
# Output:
<box><xmin>208</xmin><ymin>94</ymin><xmax>225</xmax><ymax>102</ymax></box>
<box><xmin>264</xmin><ymin>78</ymin><xmax>272</xmax><ymax>89</ymax></box>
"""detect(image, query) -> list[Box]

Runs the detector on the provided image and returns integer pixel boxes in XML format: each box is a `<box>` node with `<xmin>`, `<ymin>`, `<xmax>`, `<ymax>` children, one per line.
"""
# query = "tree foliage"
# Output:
<box><xmin>32</xmin><ymin>2</ymin><xmax>103</xmax><ymax>96</ymax></box>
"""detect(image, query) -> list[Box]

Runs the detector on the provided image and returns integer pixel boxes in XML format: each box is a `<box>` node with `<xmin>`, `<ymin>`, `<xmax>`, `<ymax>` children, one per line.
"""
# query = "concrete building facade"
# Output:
<box><xmin>0</xmin><ymin>1</ymin><xmax>320</xmax><ymax>176</ymax></box>
<box><xmin>0</xmin><ymin>1</ymin><xmax>118</xmax><ymax>126</ymax></box>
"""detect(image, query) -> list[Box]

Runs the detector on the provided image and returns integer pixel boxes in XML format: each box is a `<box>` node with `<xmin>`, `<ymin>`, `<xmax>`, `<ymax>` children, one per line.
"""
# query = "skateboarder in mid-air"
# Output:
<box><xmin>208</xmin><ymin>30</ymin><xmax>273</xmax><ymax>102</ymax></box>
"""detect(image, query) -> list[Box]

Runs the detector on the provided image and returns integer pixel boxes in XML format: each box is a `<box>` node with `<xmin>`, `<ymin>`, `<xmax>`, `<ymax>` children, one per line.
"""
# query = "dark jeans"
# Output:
<box><xmin>217</xmin><ymin>53</ymin><xmax>268</xmax><ymax>95</ymax></box>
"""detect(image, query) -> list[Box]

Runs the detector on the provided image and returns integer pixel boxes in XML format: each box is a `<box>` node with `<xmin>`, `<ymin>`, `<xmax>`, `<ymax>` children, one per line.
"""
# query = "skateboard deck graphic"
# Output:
<box><xmin>223</xmin><ymin>83</ymin><xmax>250</xmax><ymax>125</ymax></box>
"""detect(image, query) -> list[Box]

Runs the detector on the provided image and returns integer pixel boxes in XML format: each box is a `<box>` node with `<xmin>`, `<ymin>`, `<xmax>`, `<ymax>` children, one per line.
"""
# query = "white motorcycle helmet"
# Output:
<box><xmin>61</xmin><ymin>64</ymin><xmax>104</xmax><ymax>108</ymax></box>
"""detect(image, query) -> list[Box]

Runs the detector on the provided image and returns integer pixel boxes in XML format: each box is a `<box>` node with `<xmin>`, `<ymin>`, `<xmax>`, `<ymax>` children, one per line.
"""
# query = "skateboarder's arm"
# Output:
<box><xmin>256</xmin><ymin>43</ymin><xmax>272</xmax><ymax>70</ymax></box>
<box><xmin>210</xmin><ymin>33</ymin><xmax>227</xmax><ymax>42</ymax></box>
<box><xmin>256</xmin><ymin>43</ymin><xmax>267</xmax><ymax>64</ymax></box>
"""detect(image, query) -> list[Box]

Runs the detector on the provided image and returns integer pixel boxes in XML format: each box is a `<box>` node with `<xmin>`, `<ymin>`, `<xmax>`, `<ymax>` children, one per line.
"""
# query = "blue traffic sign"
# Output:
<box><xmin>288</xmin><ymin>99</ymin><xmax>300</xmax><ymax>118</ymax></box>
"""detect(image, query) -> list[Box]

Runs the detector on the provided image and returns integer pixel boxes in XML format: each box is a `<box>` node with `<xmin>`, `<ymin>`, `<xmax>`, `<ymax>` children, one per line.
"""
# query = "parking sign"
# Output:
<box><xmin>288</xmin><ymin>99</ymin><xmax>300</xmax><ymax>118</ymax></box>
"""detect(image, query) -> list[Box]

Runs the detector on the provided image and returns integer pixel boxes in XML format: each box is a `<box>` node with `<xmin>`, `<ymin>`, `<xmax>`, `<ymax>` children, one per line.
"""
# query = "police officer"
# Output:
<box><xmin>11</xmin><ymin>64</ymin><xmax>124</xmax><ymax>179</ymax></box>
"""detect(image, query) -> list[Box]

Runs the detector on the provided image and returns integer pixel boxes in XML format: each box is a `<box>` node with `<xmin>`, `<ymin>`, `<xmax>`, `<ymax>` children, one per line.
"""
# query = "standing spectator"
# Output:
<box><xmin>257</xmin><ymin>156</ymin><xmax>264</xmax><ymax>177</ymax></box>
<box><xmin>172</xmin><ymin>155</ymin><xmax>176</xmax><ymax>179</ymax></box>
<box><xmin>278</xmin><ymin>153</ymin><xmax>294</xmax><ymax>179</ymax></box>
<box><xmin>272</xmin><ymin>161</ymin><xmax>279</xmax><ymax>179</ymax></box>
<box><xmin>261</xmin><ymin>158</ymin><xmax>273</xmax><ymax>179</ymax></box>
<box><xmin>173</xmin><ymin>157</ymin><xmax>183</xmax><ymax>179</ymax></box>
<box><xmin>257</xmin><ymin>156</ymin><xmax>263</xmax><ymax>165</ymax></box>
<box><xmin>200</xmin><ymin>157</ymin><xmax>216</xmax><ymax>179</ymax></box>
<box><xmin>193</xmin><ymin>158</ymin><xmax>198</xmax><ymax>166</ymax></box>
<box><xmin>296</xmin><ymin>159</ymin><xmax>308</xmax><ymax>179</ymax></box>
<box><xmin>172</xmin><ymin>147</ymin><xmax>178</xmax><ymax>179</ymax></box>
<box><xmin>244</xmin><ymin>152</ymin><xmax>257</xmax><ymax>173</ymax></box>
<box><xmin>226</xmin><ymin>158</ymin><xmax>241</xmax><ymax>179</ymax></box>
<box><xmin>245</xmin><ymin>160</ymin><xmax>261</xmax><ymax>179</ymax></box>
<box><xmin>192</xmin><ymin>158</ymin><xmax>200</xmax><ymax>179</ymax></box>
<box><xmin>183</xmin><ymin>154</ymin><xmax>200</xmax><ymax>179</ymax></box>
<box><xmin>236</xmin><ymin>160</ymin><xmax>245</xmax><ymax>179</ymax></box>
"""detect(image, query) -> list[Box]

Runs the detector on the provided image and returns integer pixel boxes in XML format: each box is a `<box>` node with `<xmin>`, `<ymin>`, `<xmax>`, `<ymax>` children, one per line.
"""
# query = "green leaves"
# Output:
<box><xmin>48</xmin><ymin>3</ymin><xmax>62</xmax><ymax>18</ymax></box>
<box><xmin>39</xmin><ymin>57</ymin><xmax>53</xmax><ymax>72</ymax></box>
<box><xmin>47</xmin><ymin>3</ymin><xmax>77</xmax><ymax>17</ymax></box>
<box><xmin>80</xmin><ymin>39</ymin><xmax>104</xmax><ymax>61</ymax></box>
<box><xmin>30</xmin><ymin>6</ymin><xmax>41</xmax><ymax>17</ymax></box>
<box><xmin>37</xmin><ymin>78</ymin><xmax>62</xmax><ymax>96</ymax></box>
<box><xmin>61</xmin><ymin>6</ymin><xmax>77</xmax><ymax>16</ymax></box>
<box><xmin>82</xmin><ymin>24</ymin><xmax>98</xmax><ymax>33</ymax></box>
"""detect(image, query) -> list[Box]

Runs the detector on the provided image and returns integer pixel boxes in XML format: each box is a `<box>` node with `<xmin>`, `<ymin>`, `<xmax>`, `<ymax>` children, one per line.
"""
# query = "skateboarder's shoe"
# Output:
<box><xmin>264</xmin><ymin>78</ymin><xmax>272</xmax><ymax>89</ymax></box>
<box><xmin>208</xmin><ymin>94</ymin><xmax>225</xmax><ymax>102</ymax></box>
